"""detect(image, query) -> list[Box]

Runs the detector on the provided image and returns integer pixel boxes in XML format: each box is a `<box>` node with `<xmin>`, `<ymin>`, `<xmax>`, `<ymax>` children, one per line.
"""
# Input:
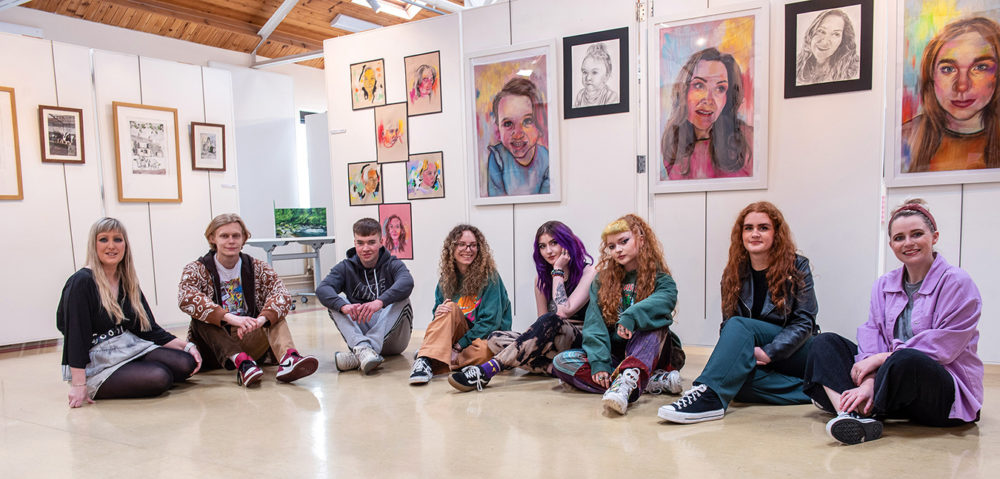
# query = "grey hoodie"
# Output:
<box><xmin>316</xmin><ymin>246</ymin><xmax>414</xmax><ymax>313</ymax></box>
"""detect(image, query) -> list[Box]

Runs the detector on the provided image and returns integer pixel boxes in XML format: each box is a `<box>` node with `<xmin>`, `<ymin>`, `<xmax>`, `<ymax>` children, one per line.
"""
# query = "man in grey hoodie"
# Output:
<box><xmin>317</xmin><ymin>218</ymin><xmax>414</xmax><ymax>374</ymax></box>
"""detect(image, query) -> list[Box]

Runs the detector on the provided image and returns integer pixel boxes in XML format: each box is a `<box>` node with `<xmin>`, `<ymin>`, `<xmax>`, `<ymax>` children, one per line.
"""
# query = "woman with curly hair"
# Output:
<box><xmin>659</xmin><ymin>201</ymin><xmax>819</xmax><ymax>424</ymax></box>
<box><xmin>795</xmin><ymin>9</ymin><xmax>861</xmax><ymax>85</ymax></box>
<box><xmin>409</xmin><ymin>224</ymin><xmax>512</xmax><ymax>384</ymax></box>
<box><xmin>552</xmin><ymin>214</ymin><xmax>684</xmax><ymax>415</ymax></box>
<box><xmin>449</xmin><ymin>221</ymin><xmax>596</xmax><ymax>392</ymax></box>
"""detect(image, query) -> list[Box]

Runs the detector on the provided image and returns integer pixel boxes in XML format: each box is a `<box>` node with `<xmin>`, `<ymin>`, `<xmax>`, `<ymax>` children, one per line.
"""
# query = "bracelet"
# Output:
<box><xmin>71</xmin><ymin>383</ymin><xmax>86</xmax><ymax>387</ymax></box>
<box><xmin>183</xmin><ymin>342</ymin><xmax>196</xmax><ymax>352</ymax></box>
<box><xmin>551</xmin><ymin>269</ymin><xmax>565</xmax><ymax>277</ymax></box>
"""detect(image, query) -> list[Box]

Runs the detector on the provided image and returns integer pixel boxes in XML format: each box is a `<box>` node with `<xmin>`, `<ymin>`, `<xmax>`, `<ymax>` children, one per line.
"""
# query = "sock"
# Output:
<box><xmin>233</xmin><ymin>352</ymin><xmax>252</xmax><ymax>368</ymax></box>
<box><xmin>479</xmin><ymin>358</ymin><xmax>503</xmax><ymax>379</ymax></box>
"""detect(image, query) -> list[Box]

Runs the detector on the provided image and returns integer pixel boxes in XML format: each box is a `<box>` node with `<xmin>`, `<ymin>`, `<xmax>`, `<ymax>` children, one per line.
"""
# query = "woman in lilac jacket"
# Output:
<box><xmin>803</xmin><ymin>199</ymin><xmax>983</xmax><ymax>445</ymax></box>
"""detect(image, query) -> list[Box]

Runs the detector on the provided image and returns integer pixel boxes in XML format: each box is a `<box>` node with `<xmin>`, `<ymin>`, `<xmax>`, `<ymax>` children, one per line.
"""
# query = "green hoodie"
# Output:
<box><xmin>433</xmin><ymin>273</ymin><xmax>512</xmax><ymax>349</ymax></box>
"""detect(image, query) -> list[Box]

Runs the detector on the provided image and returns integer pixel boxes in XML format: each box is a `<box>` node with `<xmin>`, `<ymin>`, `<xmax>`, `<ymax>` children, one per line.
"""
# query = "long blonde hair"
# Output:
<box><xmin>596</xmin><ymin>214</ymin><xmax>671</xmax><ymax>326</ymax></box>
<box><xmin>85</xmin><ymin>217</ymin><xmax>151</xmax><ymax>330</ymax></box>
<box><xmin>438</xmin><ymin>224</ymin><xmax>498</xmax><ymax>298</ymax></box>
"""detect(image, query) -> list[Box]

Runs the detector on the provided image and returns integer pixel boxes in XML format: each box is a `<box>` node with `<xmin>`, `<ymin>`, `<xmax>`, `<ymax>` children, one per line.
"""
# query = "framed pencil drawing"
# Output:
<box><xmin>38</xmin><ymin>105</ymin><xmax>85</xmax><ymax>164</ymax></box>
<box><xmin>112</xmin><ymin>101</ymin><xmax>182</xmax><ymax>203</ymax></box>
<box><xmin>784</xmin><ymin>0</ymin><xmax>873</xmax><ymax>98</ymax></box>
<box><xmin>190</xmin><ymin>122</ymin><xmax>226</xmax><ymax>171</ymax></box>
<box><xmin>563</xmin><ymin>27</ymin><xmax>629</xmax><ymax>119</ymax></box>
<box><xmin>0</xmin><ymin>86</ymin><xmax>23</xmax><ymax>200</ymax></box>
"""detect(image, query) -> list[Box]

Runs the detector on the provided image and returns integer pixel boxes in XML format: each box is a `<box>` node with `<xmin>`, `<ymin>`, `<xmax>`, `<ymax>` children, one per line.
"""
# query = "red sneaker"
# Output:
<box><xmin>237</xmin><ymin>359</ymin><xmax>263</xmax><ymax>387</ymax></box>
<box><xmin>276</xmin><ymin>349</ymin><xmax>318</xmax><ymax>383</ymax></box>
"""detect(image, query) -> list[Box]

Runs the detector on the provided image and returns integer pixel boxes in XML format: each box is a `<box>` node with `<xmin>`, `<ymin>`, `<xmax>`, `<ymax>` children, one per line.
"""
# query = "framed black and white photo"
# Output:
<box><xmin>112</xmin><ymin>101</ymin><xmax>182</xmax><ymax>203</ymax></box>
<box><xmin>190</xmin><ymin>122</ymin><xmax>226</xmax><ymax>171</ymax></box>
<box><xmin>38</xmin><ymin>105</ymin><xmax>84</xmax><ymax>164</ymax></box>
<box><xmin>563</xmin><ymin>27</ymin><xmax>629</xmax><ymax>119</ymax></box>
<box><xmin>784</xmin><ymin>0</ymin><xmax>873</xmax><ymax>98</ymax></box>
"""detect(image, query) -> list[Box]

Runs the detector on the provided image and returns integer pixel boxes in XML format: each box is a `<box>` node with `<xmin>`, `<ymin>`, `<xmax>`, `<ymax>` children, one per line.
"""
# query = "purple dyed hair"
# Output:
<box><xmin>533</xmin><ymin>221</ymin><xmax>593</xmax><ymax>300</ymax></box>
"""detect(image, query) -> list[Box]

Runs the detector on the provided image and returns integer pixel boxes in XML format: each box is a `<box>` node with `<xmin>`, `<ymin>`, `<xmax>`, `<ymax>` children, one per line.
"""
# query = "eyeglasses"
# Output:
<box><xmin>454</xmin><ymin>242</ymin><xmax>479</xmax><ymax>251</ymax></box>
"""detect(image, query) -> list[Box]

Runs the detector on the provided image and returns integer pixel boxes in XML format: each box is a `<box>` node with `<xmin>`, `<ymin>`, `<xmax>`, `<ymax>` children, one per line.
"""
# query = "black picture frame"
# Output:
<box><xmin>784</xmin><ymin>0</ymin><xmax>873</xmax><ymax>98</ymax></box>
<box><xmin>374</xmin><ymin>102</ymin><xmax>410</xmax><ymax>163</ymax></box>
<box><xmin>562</xmin><ymin>27</ymin><xmax>629</xmax><ymax>119</ymax></box>
<box><xmin>406</xmin><ymin>151</ymin><xmax>445</xmax><ymax>200</ymax></box>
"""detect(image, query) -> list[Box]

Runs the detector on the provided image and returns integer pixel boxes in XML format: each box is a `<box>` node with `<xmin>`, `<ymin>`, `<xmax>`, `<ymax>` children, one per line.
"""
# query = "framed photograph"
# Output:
<box><xmin>404</xmin><ymin>51</ymin><xmax>442</xmax><ymax>116</ymax></box>
<box><xmin>38</xmin><ymin>105</ymin><xmax>84</xmax><ymax>164</ymax></box>
<box><xmin>274</xmin><ymin>207</ymin><xmax>327</xmax><ymax>238</ymax></box>
<box><xmin>649</xmin><ymin>3</ymin><xmax>769</xmax><ymax>194</ymax></box>
<box><xmin>0</xmin><ymin>86</ymin><xmax>23</xmax><ymax>200</ymax></box>
<box><xmin>886</xmin><ymin>0</ymin><xmax>1000</xmax><ymax>187</ymax></box>
<box><xmin>563</xmin><ymin>27</ymin><xmax>629</xmax><ymax>119</ymax></box>
<box><xmin>348</xmin><ymin>161</ymin><xmax>383</xmax><ymax>206</ymax></box>
<box><xmin>374</xmin><ymin>102</ymin><xmax>409</xmax><ymax>163</ymax></box>
<box><xmin>784</xmin><ymin>0</ymin><xmax>873</xmax><ymax>98</ymax></box>
<box><xmin>379</xmin><ymin>203</ymin><xmax>413</xmax><ymax>260</ymax></box>
<box><xmin>407</xmin><ymin>151</ymin><xmax>445</xmax><ymax>200</ymax></box>
<box><xmin>350</xmin><ymin>58</ymin><xmax>387</xmax><ymax>111</ymax></box>
<box><xmin>190</xmin><ymin>122</ymin><xmax>226</xmax><ymax>171</ymax></box>
<box><xmin>465</xmin><ymin>40</ymin><xmax>561</xmax><ymax>205</ymax></box>
<box><xmin>111</xmin><ymin>101</ymin><xmax>182</xmax><ymax>203</ymax></box>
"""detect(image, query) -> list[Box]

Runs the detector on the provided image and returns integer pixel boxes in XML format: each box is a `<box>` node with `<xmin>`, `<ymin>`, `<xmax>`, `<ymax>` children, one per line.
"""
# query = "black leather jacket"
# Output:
<box><xmin>721</xmin><ymin>254</ymin><xmax>819</xmax><ymax>361</ymax></box>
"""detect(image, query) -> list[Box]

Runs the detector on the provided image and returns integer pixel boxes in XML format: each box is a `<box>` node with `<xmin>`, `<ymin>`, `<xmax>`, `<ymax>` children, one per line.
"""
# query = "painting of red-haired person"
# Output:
<box><xmin>374</xmin><ymin>102</ymin><xmax>409</xmax><ymax>163</ymax></box>
<box><xmin>901</xmin><ymin>16</ymin><xmax>1000</xmax><ymax>173</ymax></box>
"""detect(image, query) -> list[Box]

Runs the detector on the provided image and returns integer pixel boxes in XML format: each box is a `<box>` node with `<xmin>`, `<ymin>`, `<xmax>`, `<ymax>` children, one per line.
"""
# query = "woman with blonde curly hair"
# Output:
<box><xmin>409</xmin><ymin>224</ymin><xmax>512</xmax><ymax>384</ymax></box>
<box><xmin>660</xmin><ymin>201</ymin><xmax>819</xmax><ymax>424</ymax></box>
<box><xmin>552</xmin><ymin>214</ymin><xmax>684</xmax><ymax>415</ymax></box>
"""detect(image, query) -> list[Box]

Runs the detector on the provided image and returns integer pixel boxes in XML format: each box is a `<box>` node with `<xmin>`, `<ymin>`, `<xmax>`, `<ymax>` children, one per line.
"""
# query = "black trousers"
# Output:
<box><xmin>803</xmin><ymin>332</ymin><xmax>971</xmax><ymax>427</ymax></box>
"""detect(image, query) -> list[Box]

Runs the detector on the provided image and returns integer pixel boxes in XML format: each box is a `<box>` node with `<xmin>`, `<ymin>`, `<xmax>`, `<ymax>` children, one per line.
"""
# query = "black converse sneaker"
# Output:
<box><xmin>826</xmin><ymin>412</ymin><xmax>883</xmax><ymax>445</ymax></box>
<box><xmin>657</xmin><ymin>383</ymin><xmax>725</xmax><ymax>423</ymax></box>
<box><xmin>408</xmin><ymin>357</ymin><xmax>433</xmax><ymax>385</ymax></box>
<box><xmin>448</xmin><ymin>365</ymin><xmax>491</xmax><ymax>392</ymax></box>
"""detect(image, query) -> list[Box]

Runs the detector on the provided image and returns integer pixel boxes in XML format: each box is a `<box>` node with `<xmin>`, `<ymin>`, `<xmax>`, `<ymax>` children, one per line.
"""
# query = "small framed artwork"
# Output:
<box><xmin>374</xmin><ymin>102</ymin><xmax>409</xmax><ymax>163</ymax></box>
<box><xmin>111</xmin><ymin>101</ymin><xmax>182</xmax><ymax>203</ymax></box>
<box><xmin>465</xmin><ymin>40</ymin><xmax>561</xmax><ymax>205</ymax></box>
<box><xmin>649</xmin><ymin>3</ymin><xmax>769</xmax><ymax>194</ymax></box>
<box><xmin>784</xmin><ymin>0</ymin><xmax>873</xmax><ymax>98</ymax></box>
<box><xmin>379</xmin><ymin>203</ymin><xmax>413</xmax><ymax>260</ymax></box>
<box><xmin>0</xmin><ymin>86</ymin><xmax>23</xmax><ymax>200</ymax></box>
<box><xmin>404</xmin><ymin>51</ymin><xmax>442</xmax><ymax>116</ymax></box>
<box><xmin>407</xmin><ymin>151</ymin><xmax>445</xmax><ymax>200</ymax></box>
<box><xmin>563</xmin><ymin>27</ymin><xmax>629</xmax><ymax>119</ymax></box>
<box><xmin>348</xmin><ymin>161</ymin><xmax>383</xmax><ymax>206</ymax></box>
<box><xmin>274</xmin><ymin>207</ymin><xmax>327</xmax><ymax>238</ymax></box>
<box><xmin>350</xmin><ymin>58</ymin><xmax>386</xmax><ymax>110</ymax></box>
<box><xmin>38</xmin><ymin>105</ymin><xmax>85</xmax><ymax>164</ymax></box>
<box><xmin>190</xmin><ymin>122</ymin><xmax>226</xmax><ymax>171</ymax></box>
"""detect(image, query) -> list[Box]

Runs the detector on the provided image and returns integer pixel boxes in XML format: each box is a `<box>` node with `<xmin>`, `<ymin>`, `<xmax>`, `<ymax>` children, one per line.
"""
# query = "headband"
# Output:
<box><xmin>893</xmin><ymin>204</ymin><xmax>937</xmax><ymax>232</ymax></box>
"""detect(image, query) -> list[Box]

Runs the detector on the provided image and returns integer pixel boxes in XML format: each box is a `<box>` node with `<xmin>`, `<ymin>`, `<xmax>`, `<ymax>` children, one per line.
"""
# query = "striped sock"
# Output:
<box><xmin>479</xmin><ymin>358</ymin><xmax>503</xmax><ymax>379</ymax></box>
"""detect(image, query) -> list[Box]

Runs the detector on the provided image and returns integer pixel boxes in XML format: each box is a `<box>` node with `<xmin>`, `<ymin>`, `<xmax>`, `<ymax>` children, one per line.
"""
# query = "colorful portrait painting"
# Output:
<box><xmin>896</xmin><ymin>0</ymin><xmax>1000</xmax><ymax>182</ymax></box>
<box><xmin>374</xmin><ymin>102</ymin><xmax>408</xmax><ymax>163</ymax></box>
<box><xmin>655</xmin><ymin>13</ymin><xmax>761</xmax><ymax>191</ymax></box>
<box><xmin>379</xmin><ymin>203</ymin><xmax>413</xmax><ymax>260</ymax></box>
<box><xmin>350</xmin><ymin>59</ymin><xmax>386</xmax><ymax>111</ymax></box>
<box><xmin>348</xmin><ymin>161</ymin><xmax>382</xmax><ymax>206</ymax></box>
<box><xmin>466</xmin><ymin>42</ymin><xmax>561</xmax><ymax>205</ymax></box>
<box><xmin>405</xmin><ymin>51</ymin><xmax>442</xmax><ymax>116</ymax></box>
<box><xmin>407</xmin><ymin>151</ymin><xmax>445</xmax><ymax>200</ymax></box>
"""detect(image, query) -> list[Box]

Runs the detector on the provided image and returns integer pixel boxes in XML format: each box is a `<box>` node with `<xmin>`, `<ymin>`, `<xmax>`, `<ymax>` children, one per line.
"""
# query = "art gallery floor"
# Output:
<box><xmin>2</xmin><ymin>307</ymin><xmax>996</xmax><ymax>478</ymax></box>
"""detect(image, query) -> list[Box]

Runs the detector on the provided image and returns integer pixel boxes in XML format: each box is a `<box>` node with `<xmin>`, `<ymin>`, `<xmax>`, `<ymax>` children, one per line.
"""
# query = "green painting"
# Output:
<box><xmin>275</xmin><ymin>207</ymin><xmax>328</xmax><ymax>238</ymax></box>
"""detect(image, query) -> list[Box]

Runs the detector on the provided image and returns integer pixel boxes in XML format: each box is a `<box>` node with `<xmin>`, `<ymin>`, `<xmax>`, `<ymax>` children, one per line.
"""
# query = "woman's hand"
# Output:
<box><xmin>616</xmin><ymin>323</ymin><xmax>633</xmax><ymax>340</ymax></box>
<box><xmin>851</xmin><ymin>353</ymin><xmax>889</xmax><ymax>385</ymax></box>
<box><xmin>592</xmin><ymin>371</ymin><xmax>611</xmax><ymax>389</ymax></box>
<box><xmin>753</xmin><ymin>347</ymin><xmax>771</xmax><ymax>366</ymax></box>
<box><xmin>435</xmin><ymin>300</ymin><xmax>454</xmax><ymax>317</ymax></box>
<box><xmin>554</xmin><ymin>249</ymin><xmax>571</xmax><ymax>270</ymax></box>
<box><xmin>839</xmin><ymin>378</ymin><xmax>875</xmax><ymax>415</ymax></box>
<box><xmin>188</xmin><ymin>345</ymin><xmax>203</xmax><ymax>374</ymax></box>
<box><xmin>68</xmin><ymin>384</ymin><xmax>93</xmax><ymax>408</ymax></box>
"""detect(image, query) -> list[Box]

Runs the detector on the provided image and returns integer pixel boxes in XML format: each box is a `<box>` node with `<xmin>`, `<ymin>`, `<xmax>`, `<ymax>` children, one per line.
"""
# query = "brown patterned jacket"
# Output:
<box><xmin>178</xmin><ymin>251</ymin><xmax>292</xmax><ymax>326</ymax></box>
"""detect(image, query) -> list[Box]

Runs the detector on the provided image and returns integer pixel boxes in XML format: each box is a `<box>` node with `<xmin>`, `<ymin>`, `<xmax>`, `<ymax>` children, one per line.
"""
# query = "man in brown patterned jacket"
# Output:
<box><xmin>178</xmin><ymin>213</ymin><xmax>318</xmax><ymax>387</ymax></box>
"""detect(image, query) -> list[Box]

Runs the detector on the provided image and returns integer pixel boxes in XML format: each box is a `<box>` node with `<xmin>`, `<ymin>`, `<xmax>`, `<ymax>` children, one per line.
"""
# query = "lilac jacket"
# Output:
<box><xmin>856</xmin><ymin>254</ymin><xmax>983</xmax><ymax>422</ymax></box>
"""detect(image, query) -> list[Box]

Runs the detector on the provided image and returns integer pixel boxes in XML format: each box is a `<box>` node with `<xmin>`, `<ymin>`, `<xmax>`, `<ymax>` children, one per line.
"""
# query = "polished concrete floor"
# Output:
<box><xmin>1</xmin><ymin>307</ymin><xmax>997</xmax><ymax>478</ymax></box>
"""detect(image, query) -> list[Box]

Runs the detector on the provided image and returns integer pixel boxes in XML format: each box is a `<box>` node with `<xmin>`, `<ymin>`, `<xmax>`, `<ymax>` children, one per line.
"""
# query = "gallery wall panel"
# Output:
<box><xmin>202</xmin><ymin>66</ymin><xmax>241</xmax><ymax>218</ymax></box>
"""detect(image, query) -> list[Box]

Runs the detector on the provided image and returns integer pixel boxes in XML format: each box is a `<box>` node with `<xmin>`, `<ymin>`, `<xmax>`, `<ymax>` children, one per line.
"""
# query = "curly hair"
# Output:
<box><xmin>438</xmin><ymin>224</ymin><xmax>498</xmax><ymax>298</ymax></box>
<box><xmin>595</xmin><ymin>214</ymin><xmax>671</xmax><ymax>326</ymax></box>
<box><xmin>720</xmin><ymin>202</ymin><xmax>803</xmax><ymax>320</ymax></box>
<box><xmin>532</xmin><ymin>221</ymin><xmax>593</xmax><ymax>300</ymax></box>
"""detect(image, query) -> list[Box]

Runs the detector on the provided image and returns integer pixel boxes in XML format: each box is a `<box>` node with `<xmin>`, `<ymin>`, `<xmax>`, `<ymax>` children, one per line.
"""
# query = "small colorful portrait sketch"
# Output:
<box><xmin>899</xmin><ymin>0</ymin><xmax>1000</xmax><ymax>176</ymax></box>
<box><xmin>350</xmin><ymin>59</ymin><xmax>386</xmax><ymax>110</ymax></box>
<box><xmin>379</xmin><ymin>203</ymin><xmax>413</xmax><ymax>260</ymax></box>
<box><xmin>374</xmin><ymin>102</ymin><xmax>409</xmax><ymax>163</ymax></box>
<box><xmin>405</xmin><ymin>51</ymin><xmax>442</xmax><ymax>116</ymax></box>
<box><xmin>407</xmin><ymin>151</ymin><xmax>445</xmax><ymax>200</ymax></box>
<box><xmin>348</xmin><ymin>161</ymin><xmax>382</xmax><ymax>206</ymax></box>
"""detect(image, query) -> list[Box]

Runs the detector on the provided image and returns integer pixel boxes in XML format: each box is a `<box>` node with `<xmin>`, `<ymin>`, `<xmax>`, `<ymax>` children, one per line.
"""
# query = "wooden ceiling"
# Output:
<box><xmin>22</xmin><ymin>0</ymin><xmax>462</xmax><ymax>69</ymax></box>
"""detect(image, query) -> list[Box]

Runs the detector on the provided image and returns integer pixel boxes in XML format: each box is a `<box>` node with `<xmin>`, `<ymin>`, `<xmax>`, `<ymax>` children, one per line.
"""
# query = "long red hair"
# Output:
<box><xmin>596</xmin><ymin>214</ymin><xmax>671</xmax><ymax>326</ymax></box>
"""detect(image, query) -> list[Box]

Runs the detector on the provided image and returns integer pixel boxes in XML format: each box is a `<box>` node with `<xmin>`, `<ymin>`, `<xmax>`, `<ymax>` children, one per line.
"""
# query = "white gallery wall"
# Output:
<box><xmin>323</xmin><ymin>0</ymin><xmax>999</xmax><ymax>362</ymax></box>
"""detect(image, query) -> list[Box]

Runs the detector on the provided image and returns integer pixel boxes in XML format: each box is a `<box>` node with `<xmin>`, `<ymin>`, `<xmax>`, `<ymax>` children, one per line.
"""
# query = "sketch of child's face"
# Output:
<box><xmin>421</xmin><ymin>162</ymin><xmax>438</xmax><ymax>187</ymax></box>
<box><xmin>496</xmin><ymin>94</ymin><xmax>540</xmax><ymax>162</ymax></box>
<box><xmin>811</xmin><ymin>14</ymin><xmax>845</xmax><ymax>64</ymax></box>
<box><xmin>932</xmin><ymin>31</ymin><xmax>997</xmax><ymax>131</ymax></box>
<box><xmin>686</xmin><ymin>60</ymin><xmax>729</xmax><ymax>136</ymax></box>
<box><xmin>581</xmin><ymin>56</ymin><xmax>609</xmax><ymax>93</ymax></box>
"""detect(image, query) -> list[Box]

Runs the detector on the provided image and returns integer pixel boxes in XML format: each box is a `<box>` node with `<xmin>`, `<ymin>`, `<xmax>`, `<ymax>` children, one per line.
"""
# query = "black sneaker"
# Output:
<box><xmin>448</xmin><ymin>365</ymin><xmax>491</xmax><ymax>392</ymax></box>
<box><xmin>237</xmin><ymin>359</ymin><xmax>263</xmax><ymax>387</ymax></box>
<box><xmin>409</xmin><ymin>357</ymin><xmax>433</xmax><ymax>385</ymax></box>
<box><xmin>826</xmin><ymin>412</ymin><xmax>883</xmax><ymax>445</ymax></box>
<box><xmin>657</xmin><ymin>383</ymin><xmax>725</xmax><ymax>423</ymax></box>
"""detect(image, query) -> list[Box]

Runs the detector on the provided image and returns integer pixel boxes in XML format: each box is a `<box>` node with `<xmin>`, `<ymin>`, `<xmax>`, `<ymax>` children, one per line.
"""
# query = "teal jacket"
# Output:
<box><xmin>582</xmin><ymin>270</ymin><xmax>677</xmax><ymax>375</ymax></box>
<box><xmin>433</xmin><ymin>273</ymin><xmax>512</xmax><ymax>349</ymax></box>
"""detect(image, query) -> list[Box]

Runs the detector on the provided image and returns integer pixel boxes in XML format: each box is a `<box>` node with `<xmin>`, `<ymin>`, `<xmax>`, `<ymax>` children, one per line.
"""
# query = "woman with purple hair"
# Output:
<box><xmin>449</xmin><ymin>221</ymin><xmax>596</xmax><ymax>392</ymax></box>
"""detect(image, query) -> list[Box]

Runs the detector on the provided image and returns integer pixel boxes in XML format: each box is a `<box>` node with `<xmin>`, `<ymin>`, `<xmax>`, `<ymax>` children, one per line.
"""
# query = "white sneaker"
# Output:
<box><xmin>356</xmin><ymin>346</ymin><xmax>384</xmax><ymax>374</ymax></box>
<box><xmin>335</xmin><ymin>351</ymin><xmax>360</xmax><ymax>371</ymax></box>
<box><xmin>409</xmin><ymin>357</ymin><xmax>433</xmax><ymax>385</ymax></box>
<box><xmin>602</xmin><ymin>368</ymin><xmax>640</xmax><ymax>415</ymax></box>
<box><xmin>646</xmin><ymin>369</ymin><xmax>682</xmax><ymax>395</ymax></box>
